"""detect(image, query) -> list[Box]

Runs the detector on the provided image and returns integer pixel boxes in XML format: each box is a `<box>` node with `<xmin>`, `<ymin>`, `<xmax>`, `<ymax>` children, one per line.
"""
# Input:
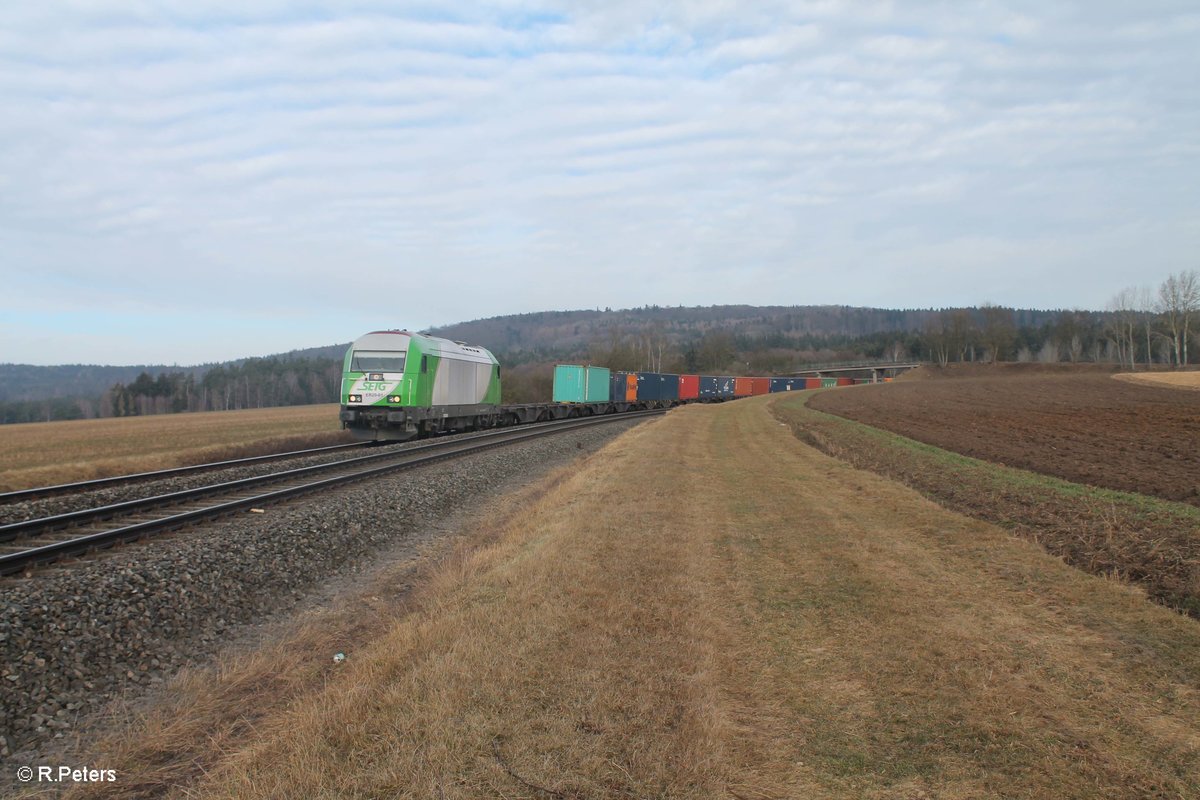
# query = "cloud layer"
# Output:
<box><xmin>2</xmin><ymin>1</ymin><xmax>1198</xmax><ymax>363</ymax></box>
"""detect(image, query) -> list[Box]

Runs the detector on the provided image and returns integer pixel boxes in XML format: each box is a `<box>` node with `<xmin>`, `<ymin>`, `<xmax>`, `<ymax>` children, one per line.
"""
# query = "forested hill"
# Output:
<box><xmin>0</xmin><ymin>343</ymin><xmax>349</xmax><ymax>424</ymax></box>
<box><xmin>429</xmin><ymin>305</ymin><xmax>1066</xmax><ymax>363</ymax></box>
<box><xmin>0</xmin><ymin>363</ymin><xmax>184</xmax><ymax>404</ymax></box>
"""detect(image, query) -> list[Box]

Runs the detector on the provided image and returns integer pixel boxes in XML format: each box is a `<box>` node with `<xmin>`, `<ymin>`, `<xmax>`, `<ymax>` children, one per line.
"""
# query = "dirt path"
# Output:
<box><xmin>62</xmin><ymin>396</ymin><xmax>1200</xmax><ymax>799</ymax></box>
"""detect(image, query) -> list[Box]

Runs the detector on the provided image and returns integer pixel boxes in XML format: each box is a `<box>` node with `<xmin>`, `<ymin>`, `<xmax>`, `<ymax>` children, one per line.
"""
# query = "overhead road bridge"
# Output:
<box><xmin>789</xmin><ymin>361</ymin><xmax>921</xmax><ymax>383</ymax></box>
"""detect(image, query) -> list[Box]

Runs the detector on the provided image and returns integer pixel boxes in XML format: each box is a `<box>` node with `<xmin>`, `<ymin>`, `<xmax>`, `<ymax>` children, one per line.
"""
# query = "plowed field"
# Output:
<box><xmin>808</xmin><ymin>366</ymin><xmax>1200</xmax><ymax>505</ymax></box>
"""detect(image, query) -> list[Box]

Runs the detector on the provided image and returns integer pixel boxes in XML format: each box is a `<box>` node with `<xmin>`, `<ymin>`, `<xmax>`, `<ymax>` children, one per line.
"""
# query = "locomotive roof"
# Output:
<box><xmin>350</xmin><ymin>330</ymin><xmax>497</xmax><ymax>364</ymax></box>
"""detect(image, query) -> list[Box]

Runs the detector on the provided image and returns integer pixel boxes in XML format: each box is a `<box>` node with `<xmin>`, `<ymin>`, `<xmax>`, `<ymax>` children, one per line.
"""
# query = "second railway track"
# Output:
<box><xmin>0</xmin><ymin>440</ymin><xmax>371</xmax><ymax>505</ymax></box>
<box><xmin>0</xmin><ymin>411</ymin><xmax>663</xmax><ymax>576</ymax></box>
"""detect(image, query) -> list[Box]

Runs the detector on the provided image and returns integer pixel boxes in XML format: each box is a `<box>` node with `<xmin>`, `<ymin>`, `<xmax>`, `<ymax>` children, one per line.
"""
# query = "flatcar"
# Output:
<box><xmin>339</xmin><ymin>330</ymin><xmax>501</xmax><ymax>441</ymax></box>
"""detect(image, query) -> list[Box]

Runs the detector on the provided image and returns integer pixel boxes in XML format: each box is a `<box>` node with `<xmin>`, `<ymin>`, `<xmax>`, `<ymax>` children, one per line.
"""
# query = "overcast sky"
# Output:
<box><xmin>2</xmin><ymin>1</ymin><xmax>1197</xmax><ymax>365</ymax></box>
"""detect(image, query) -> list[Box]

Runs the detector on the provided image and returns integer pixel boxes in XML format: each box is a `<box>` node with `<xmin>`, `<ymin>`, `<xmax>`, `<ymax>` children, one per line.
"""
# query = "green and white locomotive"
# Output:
<box><xmin>339</xmin><ymin>330</ymin><xmax>502</xmax><ymax>441</ymax></box>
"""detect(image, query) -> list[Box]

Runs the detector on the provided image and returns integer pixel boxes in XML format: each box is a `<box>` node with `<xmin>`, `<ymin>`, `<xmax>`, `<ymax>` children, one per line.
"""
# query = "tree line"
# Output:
<box><xmin>1103</xmin><ymin>271</ymin><xmax>1199</xmax><ymax>370</ymax></box>
<box><xmin>573</xmin><ymin>273</ymin><xmax>1199</xmax><ymax>378</ymax></box>
<box><xmin>106</xmin><ymin>357</ymin><xmax>343</xmax><ymax>417</ymax></box>
<box><xmin>886</xmin><ymin>271</ymin><xmax>1197</xmax><ymax>369</ymax></box>
<box><xmin>0</xmin><ymin>357</ymin><xmax>343</xmax><ymax>423</ymax></box>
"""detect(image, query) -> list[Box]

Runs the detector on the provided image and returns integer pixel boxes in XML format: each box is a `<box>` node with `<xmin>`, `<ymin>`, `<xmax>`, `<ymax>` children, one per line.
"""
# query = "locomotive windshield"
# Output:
<box><xmin>350</xmin><ymin>351</ymin><xmax>406</xmax><ymax>372</ymax></box>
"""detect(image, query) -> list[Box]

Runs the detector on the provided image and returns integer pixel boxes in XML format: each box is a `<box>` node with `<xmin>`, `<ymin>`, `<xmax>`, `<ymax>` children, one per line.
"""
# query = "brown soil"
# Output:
<box><xmin>810</xmin><ymin>366</ymin><xmax>1200</xmax><ymax>505</ymax></box>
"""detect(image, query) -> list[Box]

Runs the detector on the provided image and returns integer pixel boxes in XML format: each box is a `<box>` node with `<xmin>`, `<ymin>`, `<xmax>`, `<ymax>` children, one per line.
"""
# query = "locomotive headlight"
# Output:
<box><xmin>389</xmin><ymin>395</ymin><xmax>402</xmax><ymax>403</ymax></box>
<box><xmin>348</xmin><ymin>394</ymin><xmax>362</xmax><ymax>403</ymax></box>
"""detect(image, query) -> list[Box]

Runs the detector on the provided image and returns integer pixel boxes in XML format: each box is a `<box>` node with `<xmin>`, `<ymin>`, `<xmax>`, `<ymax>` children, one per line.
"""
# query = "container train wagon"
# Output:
<box><xmin>339</xmin><ymin>330</ymin><xmax>863</xmax><ymax>442</ymax></box>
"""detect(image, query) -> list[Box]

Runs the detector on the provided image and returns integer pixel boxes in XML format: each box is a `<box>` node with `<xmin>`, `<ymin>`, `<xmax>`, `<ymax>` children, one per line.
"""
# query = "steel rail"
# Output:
<box><xmin>0</xmin><ymin>411</ymin><xmax>662</xmax><ymax>576</ymax></box>
<box><xmin>0</xmin><ymin>441</ymin><xmax>371</xmax><ymax>505</ymax></box>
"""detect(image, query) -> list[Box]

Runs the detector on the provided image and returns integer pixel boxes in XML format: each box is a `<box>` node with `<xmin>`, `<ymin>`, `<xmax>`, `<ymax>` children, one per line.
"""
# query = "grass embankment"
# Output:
<box><xmin>65</xmin><ymin>396</ymin><xmax>1200</xmax><ymax>799</ymax></box>
<box><xmin>0</xmin><ymin>405</ymin><xmax>350</xmax><ymax>491</ymax></box>
<box><xmin>778</xmin><ymin>394</ymin><xmax>1200</xmax><ymax>617</ymax></box>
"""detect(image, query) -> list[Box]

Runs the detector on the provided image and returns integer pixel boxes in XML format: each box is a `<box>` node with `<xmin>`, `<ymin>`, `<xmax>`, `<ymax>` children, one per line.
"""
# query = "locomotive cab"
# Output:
<box><xmin>341</xmin><ymin>332</ymin><xmax>413</xmax><ymax>407</ymax></box>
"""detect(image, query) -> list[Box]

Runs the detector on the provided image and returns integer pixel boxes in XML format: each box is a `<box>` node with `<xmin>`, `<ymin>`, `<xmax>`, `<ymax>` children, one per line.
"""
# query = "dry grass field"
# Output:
<box><xmin>1114</xmin><ymin>371</ymin><xmax>1200</xmax><ymax>390</ymax></box>
<box><xmin>0</xmin><ymin>405</ymin><xmax>350</xmax><ymax>491</ymax></box>
<box><xmin>62</xmin><ymin>396</ymin><xmax>1200</xmax><ymax>800</ymax></box>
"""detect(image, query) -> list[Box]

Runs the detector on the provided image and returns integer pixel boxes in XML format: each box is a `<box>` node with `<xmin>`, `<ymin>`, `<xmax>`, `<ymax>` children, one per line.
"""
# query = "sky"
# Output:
<box><xmin>2</xmin><ymin>1</ymin><xmax>1198</xmax><ymax>366</ymax></box>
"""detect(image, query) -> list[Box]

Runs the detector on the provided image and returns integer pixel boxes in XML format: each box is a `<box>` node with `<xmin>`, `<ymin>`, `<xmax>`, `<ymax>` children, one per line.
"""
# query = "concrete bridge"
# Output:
<box><xmin>789</xmin><ymin>361</ymin><xmax>921</xmax><ymax>383</ymax></box>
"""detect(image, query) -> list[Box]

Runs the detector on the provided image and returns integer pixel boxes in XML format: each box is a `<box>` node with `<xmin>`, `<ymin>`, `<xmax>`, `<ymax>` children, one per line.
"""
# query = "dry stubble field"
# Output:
<box><xmin>60</xmin><ymin>395</ymin><xmax>1200</xmax><ymax>800</ymax></box>
<box><xmin>0</xmin><ymin>405</ymin><xmax>351</xmax><ymax>491</ymax></box>
<box><xmin>1114</xmin><ymin>371</ymin><xmax>1200</xmax><ymax>391</ymax></box>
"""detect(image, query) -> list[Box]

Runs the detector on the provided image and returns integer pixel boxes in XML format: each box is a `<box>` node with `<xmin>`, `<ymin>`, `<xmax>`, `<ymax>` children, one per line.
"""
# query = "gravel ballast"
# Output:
<box><xmin>0</xmin><ymin>418</ymin><xmax>646</xmax><ymax>767</ymax></box>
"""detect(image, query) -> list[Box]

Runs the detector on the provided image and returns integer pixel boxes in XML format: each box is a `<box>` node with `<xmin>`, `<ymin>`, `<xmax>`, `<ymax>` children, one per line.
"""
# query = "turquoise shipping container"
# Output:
<box><xmin>553</xmin><ymin>365</ymin><xmax>612</xmax><ymax>403</ymax></box>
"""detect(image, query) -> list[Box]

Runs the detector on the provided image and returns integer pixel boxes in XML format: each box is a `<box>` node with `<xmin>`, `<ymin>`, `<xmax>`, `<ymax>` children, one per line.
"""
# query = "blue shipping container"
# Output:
<box><xmin>699</xmin><ymin>376</ymin><xmax>735</xmax><ymax>399</ymax></box>
<box><xmin>636</xmin><ymin>372</ymin><xmax>680</xmax><ymax>402</ymax></box>
<box><xmin>610</xmin><ymin>371</ymin><xmax>637</xmax><ymax>403</ymax></box>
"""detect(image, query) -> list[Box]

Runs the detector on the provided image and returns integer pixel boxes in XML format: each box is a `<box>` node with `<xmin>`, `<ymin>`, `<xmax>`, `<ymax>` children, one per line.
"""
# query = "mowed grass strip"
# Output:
<box><xmin>69</xmin><ymin>397</ymin><xmax>1200</xmax><ymax>799</ymax></box>
<box><xmin>0</xmin><ymin>405</ymin><xmax>350</xmax><ymax>491</ymax></box>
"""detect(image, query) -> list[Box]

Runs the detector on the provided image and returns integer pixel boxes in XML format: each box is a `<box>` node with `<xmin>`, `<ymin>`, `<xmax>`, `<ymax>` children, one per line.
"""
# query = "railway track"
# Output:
<box><xmin>0</xmin><ymin>411</ymin><xmax>662</xmax><ymax>576</ymax></box>
<box><xmin>0</xmin><ymin>440</ymin><xmax>372</xmax><ymax>504</ymax></box>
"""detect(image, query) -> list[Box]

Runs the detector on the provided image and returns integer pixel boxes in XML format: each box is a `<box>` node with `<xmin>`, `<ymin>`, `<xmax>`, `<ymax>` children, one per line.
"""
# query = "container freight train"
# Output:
<box><xmin>339</xmin><ymin>331</ymin><xmax>844</xmax><ymax>442</ymax></box>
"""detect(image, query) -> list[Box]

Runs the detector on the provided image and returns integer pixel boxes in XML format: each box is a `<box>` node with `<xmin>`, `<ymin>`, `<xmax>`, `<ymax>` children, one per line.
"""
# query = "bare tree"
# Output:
<box><xmin>1158</xmin><ymin>270</ymin><xmax>1200</xmax><ymax>366</ymax></box>
<box><xmin>590</xmin><ymin>327</ymin><xmax>639</xmax><ymax>371</ymax></box>
<box><xmin>638</xmin><ymin>323</ymin><xmax>669</xmax><ymax>372</ymax></box>
<box><xmin>923</xmin><ymin>312</ymin><xmax>950</xmax><ymax>366</ymax></box>
<box><xmin>948</xmin><ymin>310</ymin><xmax>973</xmax><ymax>362</ymax></box>
<box><xmin>1137</xmin><ymin>286</ymin><xmax>1154</xmax><ymax>365</ymax></box>
<box><xmin>1106</xmin><ymin>287</ymin><xmax>1139</xmax><ymax>370</ymax></box>
<box><xmin>1054</xmin><ymin>310</ymin><xmax>1088</xmax><ymax>363</ymax></box>
<box><xmin>979</xmin><ymin>304</ymin><xmax>1015</xmax><ymax>364</ymax></box>
<box><xmin>695</xmin><ymin>330</ymin><xmax>735</xmax><ymax>371</ymax></box>
<box><xmin>1037</xmin><ymin>338</ymin><xmax>1060</xmax><ymax>363</ymax></box>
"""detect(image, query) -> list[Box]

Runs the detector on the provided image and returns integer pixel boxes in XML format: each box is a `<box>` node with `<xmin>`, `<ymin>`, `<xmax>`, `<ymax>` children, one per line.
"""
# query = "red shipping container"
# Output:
<box><xmin>805</xmin><ymin>377</ymin><xmax>823</xmax><ymax>389</ymax></box>
<box><xmin>625</xmin><ymin>373</ymin><xmax>638</xmax><ymax>401</ymax></box>
<box><xmin>837</xmin><ymin>377</ymin><xmax>854</xmax><ymax>387</ymax></box>
<box><xmin>679</xmin><ymin>374</ymin><xmax>699</xmax><ymax>400</ymax></box>
<box><xmin>734</xmin><ymin>377</ymin><xmax>753</xmax><ymax>397</ymax></box>
<box><xmin>751</xmin><ymin>377</ymin><xmax>771</xmax><ymax>395</ymax></box>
